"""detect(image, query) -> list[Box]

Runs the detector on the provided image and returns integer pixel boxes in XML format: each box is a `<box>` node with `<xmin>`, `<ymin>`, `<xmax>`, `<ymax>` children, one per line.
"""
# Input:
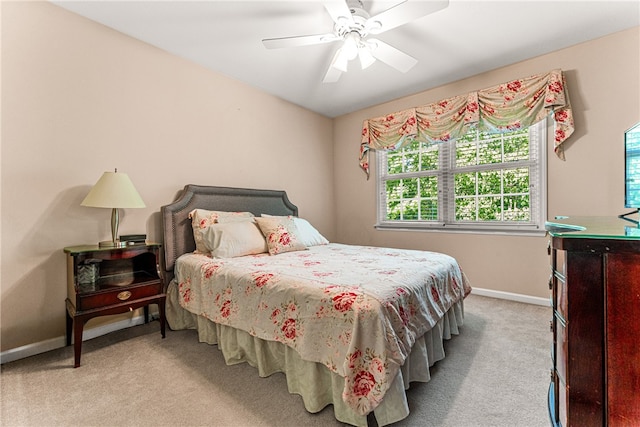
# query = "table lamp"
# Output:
<box><xmin>81</xmin><ymin>169</ymin><xmax>146</xmax><ymax>247</ymax></box>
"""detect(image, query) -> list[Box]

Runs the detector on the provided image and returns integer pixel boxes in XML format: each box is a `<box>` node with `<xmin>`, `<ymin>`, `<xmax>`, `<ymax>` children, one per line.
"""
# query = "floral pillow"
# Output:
<box><xmin>261</xmin><ymin>215</ymin><xmax>329</xmax><ymax>247</ymax></box>
<box><xmin>189</xmin><ymin>209</ymin><xmax>255</xmax><ymax>254</ymax></box>
<box><xmin>254</xmin><ymin>216</ymin><xmax>307</xmax><ymax>255</ymax></box>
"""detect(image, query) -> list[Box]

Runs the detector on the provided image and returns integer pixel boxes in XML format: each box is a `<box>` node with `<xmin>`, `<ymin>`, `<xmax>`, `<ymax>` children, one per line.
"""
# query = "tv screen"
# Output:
<box><xmin>625</xmin><ymin>122</ymin><xmax>640</xmax><ymax>209</ymax></box>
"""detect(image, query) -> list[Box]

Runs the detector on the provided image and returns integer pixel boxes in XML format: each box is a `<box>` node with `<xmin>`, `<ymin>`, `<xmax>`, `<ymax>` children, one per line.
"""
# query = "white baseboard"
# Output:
<box><xmin>0</xmin><ymin>314</ymin><xmax>154</xmax><ymax>365</ymax></box>
<box><xmin>471</xmin><ymin>287</ymin><xmax>550</xmax><ymax>307</ymax></box>
<box><xmin>2</xmin><ymin>291</ymin><xmax>545</xmax><ymax>364</ymax></box>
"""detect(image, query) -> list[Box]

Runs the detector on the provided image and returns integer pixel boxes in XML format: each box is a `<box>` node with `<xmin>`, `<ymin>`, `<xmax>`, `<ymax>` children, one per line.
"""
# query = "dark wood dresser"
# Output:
<box><xmin>546</xmin><ymin>216</ymin><xmax>640</xmax><ymax>426</ymax></box>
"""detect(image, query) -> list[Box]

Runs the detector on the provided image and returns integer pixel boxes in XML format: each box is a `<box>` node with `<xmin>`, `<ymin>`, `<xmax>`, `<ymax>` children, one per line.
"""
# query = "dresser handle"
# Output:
<box><xmin>549</xmin><ymin>320</ymin><xmax>554</xmax><ymax>333</ymax></box>
<box><xmin>117</xmin><ymin>291</ymin><xmax>132</xmax><ymax>301</ymax></box>
<box><xmin>548</xmin><ymin>275</ymin><xmax>553</xmax><ymax>290</ymax></box>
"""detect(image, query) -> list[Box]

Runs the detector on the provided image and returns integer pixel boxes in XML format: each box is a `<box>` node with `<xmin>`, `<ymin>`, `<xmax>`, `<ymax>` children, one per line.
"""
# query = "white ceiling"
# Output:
<box><xmin>51</xmin><ymin>0</ymin><xmax>640</xmax><ymax>118</ymax></box>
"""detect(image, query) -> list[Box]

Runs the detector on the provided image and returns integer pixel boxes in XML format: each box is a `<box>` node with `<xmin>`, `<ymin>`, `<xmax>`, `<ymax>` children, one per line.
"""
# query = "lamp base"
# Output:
<box><xmin>98</xmin><ymin>240</ymin><xmax>127</xmax><ymax>248</ymax></box>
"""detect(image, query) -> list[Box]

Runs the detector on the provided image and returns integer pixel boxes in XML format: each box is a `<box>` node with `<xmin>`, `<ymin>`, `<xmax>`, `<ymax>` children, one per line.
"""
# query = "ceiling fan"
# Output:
<box><xmin>262</xmin><ymin>0</ymin><xmax>449</xmax><ymax>83</ymax></box>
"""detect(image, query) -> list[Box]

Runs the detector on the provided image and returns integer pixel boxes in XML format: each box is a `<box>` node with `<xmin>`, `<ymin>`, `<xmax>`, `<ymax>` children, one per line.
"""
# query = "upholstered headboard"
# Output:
<box><xmin>160</xmin><ymin>185</ymin><xmax>298</xmax><ymax>287</ymax></box>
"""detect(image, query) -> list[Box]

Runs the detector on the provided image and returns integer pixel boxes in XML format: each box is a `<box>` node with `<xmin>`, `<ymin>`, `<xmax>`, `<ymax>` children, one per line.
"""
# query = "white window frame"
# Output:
<box><xmin>376</xmin><ymin>119</ymin><xmax>548</xmax><ymax>236</ymax></box>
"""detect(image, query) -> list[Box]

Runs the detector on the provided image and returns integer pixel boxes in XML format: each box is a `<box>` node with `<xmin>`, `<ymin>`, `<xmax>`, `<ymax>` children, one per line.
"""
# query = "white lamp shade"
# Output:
<box><xmin>343</xmin><ymin>32</ymin><xmax>360</xmax><ymax>60</ymax></box>
<box><xmin>81</xmin><ymin>171</ymin><xmax>145</xmax><ymax>209</ymax></box>
<box><xmin>331</xmin><ymin>47</ymin><xmax>349</xmax><ymax>73</ymax></box>
<box><xmin>358</xmin><ymin>48</ymin><xmax>376</xmax><ymax>70</ymax></box>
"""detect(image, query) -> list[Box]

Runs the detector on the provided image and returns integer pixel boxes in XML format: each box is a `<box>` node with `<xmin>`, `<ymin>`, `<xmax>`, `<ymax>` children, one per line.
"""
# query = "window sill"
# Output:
<box><xmin>374</xmin><ymin>223</ymin><xmax>547</xmax><ymax>237</ymax></box>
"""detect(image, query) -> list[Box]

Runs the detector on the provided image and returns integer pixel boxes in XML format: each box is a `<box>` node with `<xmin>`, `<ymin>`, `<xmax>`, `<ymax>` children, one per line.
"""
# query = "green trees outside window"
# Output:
<box><xmin>385</xmin><ymin>140</ymin><xmax>439</xmax><ymax>221</ymax></box>
<box><xmin>379</xmin><ymin>122</ymin><xmax>546</xmax><ymax>233</ymax></box>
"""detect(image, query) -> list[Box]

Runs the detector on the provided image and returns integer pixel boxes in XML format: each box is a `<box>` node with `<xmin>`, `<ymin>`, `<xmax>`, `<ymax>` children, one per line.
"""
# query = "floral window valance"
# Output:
<box><xmin>359</xmin><ymin>68</ymin><xmax>574</xmax><ymax>178</ymax></box>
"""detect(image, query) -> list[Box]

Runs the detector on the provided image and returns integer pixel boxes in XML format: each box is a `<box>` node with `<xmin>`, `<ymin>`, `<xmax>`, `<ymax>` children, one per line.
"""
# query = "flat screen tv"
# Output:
<box><xmin>621</xmin><ymin>122</ymin><xmax>640</xmax><ymax>224</ymax></box>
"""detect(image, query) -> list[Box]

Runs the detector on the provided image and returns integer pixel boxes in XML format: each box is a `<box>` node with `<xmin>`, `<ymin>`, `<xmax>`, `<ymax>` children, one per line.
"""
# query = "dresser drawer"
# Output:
<box><xmin>554</xmin><ymin>275</ymin><xmax>568</xmax><ymax>321</ymax></box>
<box><xmin>554</xmin><ymin>249</ymin><xmax>566</xmax><ymax>277</ymax></box>
<box><xmin>555</xmin><ymin>312</ymin><xmax>568</xmax><ymax>385</ymax></box>
<box><xmin>558</xmin><ymin>376</ymin><xmax>568</xmax><ymax>427</ymax></box>
<box><xmin>76</xmin><ymin>281</ymin><xmax>162</xmax><ymax>311</ymax></box>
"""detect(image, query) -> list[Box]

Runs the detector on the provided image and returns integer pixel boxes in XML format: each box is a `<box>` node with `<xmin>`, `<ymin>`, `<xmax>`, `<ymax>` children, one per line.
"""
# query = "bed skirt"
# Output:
<box><xmin>166</xmin><ymin>280</ymin><xmax>464</xmax><ymax>426</ymax></box>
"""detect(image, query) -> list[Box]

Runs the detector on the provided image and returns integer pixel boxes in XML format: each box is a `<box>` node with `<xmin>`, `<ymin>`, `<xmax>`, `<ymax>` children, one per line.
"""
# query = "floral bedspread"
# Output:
<box><xmin>175</xmin><ymin>243</ymin><xmax>471</xmax><ymax>415</ymax></box>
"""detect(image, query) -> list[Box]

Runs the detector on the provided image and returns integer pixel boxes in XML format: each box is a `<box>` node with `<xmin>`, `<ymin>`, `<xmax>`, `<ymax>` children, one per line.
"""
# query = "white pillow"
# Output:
<box><xmin>189</xmin><ymin>209</ymin><xmax>255</xmax><ymax>254</ymax></box>
<box><xmin>292</xmin><ymin>218</ymin><xmax>329</xmax><ymax>246</ymax></box>
<box><xmin>202</xmin><ymin>221</ymin><xmax>268</xmax><ymax>258</ymax></box>
<box><xmin>261</xmin><ymin>214</ymin><xmax>329</xmax><ymax>247</ymax></box>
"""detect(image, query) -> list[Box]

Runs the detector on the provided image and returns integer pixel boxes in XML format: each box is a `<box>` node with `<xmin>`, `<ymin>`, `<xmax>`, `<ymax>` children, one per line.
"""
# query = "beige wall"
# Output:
<box><xmin>1</xmin><ymin>2</ymin><xmax>334</xmax><ymax>352</ymax></box>
<box><xmin>333</xmin><ymin>27</ymin><xmax>640</xmax><ymax>299</ymax></box>
<box><xmin>2</xmin><ymin>1</ymin><xmax>639</xmax><ymax>355</ymax></box>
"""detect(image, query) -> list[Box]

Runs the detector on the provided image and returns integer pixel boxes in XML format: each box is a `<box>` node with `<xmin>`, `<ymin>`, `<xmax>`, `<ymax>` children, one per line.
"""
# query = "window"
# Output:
<box><xmin>376</xmin><ymin>119</ymin><xmax>547</xmax><ymax>234</ymax></box>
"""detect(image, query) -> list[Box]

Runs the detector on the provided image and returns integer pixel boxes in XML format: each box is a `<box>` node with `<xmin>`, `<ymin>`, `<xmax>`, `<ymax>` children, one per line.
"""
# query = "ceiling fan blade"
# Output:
<box><xmin>366</xmin><ymin>0</ymin><xmax>449</xmax><ymax>34</ymax></box>
<box><xmin>324</xmin><ymin>0</ymin><xmax>354</xmax><ymax>26</ymax></box>
<box><xmin>368</xmin><ymin>39</ymin><xmax>417</xmax><ymax>73</ymax></box>
<box><xmin>262</xmin><ymin>33</ymin><xmax>340</xmax><ymax>49</ymax></box>
<box><xmin>323</xmin><ymin>66</ymin><xmax>343</xmax><ymax>83</ymax></box>
<box><xmin>323</xmin><ymin>49</ymin><xmax>345</xmax><ymax>83</ymax></box>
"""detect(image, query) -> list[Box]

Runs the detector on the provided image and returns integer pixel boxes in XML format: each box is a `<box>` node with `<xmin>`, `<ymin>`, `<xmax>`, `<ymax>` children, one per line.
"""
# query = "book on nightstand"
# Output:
<box><xmin>120</xmin><ymin>234</ymin><xmax>147</xmax><ymax>245</ymax></box>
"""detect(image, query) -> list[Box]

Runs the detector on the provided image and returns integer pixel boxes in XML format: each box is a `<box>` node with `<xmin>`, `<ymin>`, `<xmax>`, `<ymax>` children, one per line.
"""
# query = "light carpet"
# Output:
<box><xmin>0</xmin><ymin>294</ymin><xmax>551</xmax><ymax>427</ymax></box>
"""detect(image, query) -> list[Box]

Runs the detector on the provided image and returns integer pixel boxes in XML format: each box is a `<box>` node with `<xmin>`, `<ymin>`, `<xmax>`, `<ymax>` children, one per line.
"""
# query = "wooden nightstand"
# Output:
<box><xmin>64</xmin><ymin>243</ymin><xmax>166</xmax><ymax>367</ymax></box>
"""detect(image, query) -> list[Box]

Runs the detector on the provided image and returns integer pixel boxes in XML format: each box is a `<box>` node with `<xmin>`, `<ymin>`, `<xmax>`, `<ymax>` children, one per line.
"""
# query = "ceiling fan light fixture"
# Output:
<box><xmin>343</xmin><ymin>31</ymin><xmax>360</xmax><ymax>60</ymax></box>
<box><xmin>331</xmin><ymin>48</ymin><xmax>349</xmax><ymax>72</ymax></box>
<box><xmin>358</xmin><ymin>48</ymin><xmax>375</xmax><ymax>69</ymax></box>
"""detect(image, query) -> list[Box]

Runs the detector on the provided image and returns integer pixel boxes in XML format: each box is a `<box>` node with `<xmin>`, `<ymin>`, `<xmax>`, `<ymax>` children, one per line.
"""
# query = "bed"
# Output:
<box><xmin>161</xmin><ymin>185</ymin><xmax>471</xmax><ymax>426</ymax></box>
